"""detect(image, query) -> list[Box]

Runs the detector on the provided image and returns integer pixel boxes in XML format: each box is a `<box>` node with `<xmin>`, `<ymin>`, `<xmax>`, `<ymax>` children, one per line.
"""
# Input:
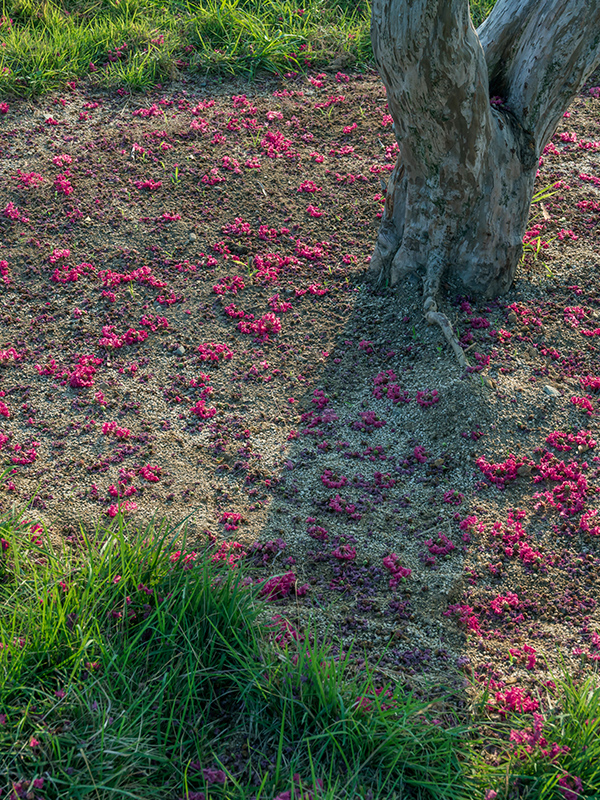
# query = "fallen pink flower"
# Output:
<box><xmin>260</xmin><ymin>571</ymin><xmax>307</xmax><ymax>599</ymax></box>
<box><xmin>297</xmin><ymin>179</ymin><xmax>322</xmax><ymax>193</ymax></box>
<box><xmin>197</xmin><ymin>342</ymin><xmax>233</xmax><ymax>362</ymax></box>
<box><xmin>190</xmin><ymin>400</ymin><xmax>217</xmax><ymax>419</ymax></box>
<box><xmin>70</xmin><ymin>356</ymin><xmax>101</xmax><ymax>388</ymax></box>
<box><xmin>237</xmin><ymin>312</ymin><xmax>282</xmax><ymax>341</ymax></box>
<box><xmin>54</xmin><ymin>173</ymin><xmax>74</xmax><ymax>195</ymax></box>
<box><xmin>383</xmin><ymin>553</ymin><xmax>411</xmax><ymax>588</ymax></box>
<box><xmin>134</xmin><ymin>178</ymin><xmax>162</xmax><ymax>191</ymax></box>
<box><xmin>138</xmin><ymin>464</ymin><xmax>161</xmax><ymax>482</ymax></box>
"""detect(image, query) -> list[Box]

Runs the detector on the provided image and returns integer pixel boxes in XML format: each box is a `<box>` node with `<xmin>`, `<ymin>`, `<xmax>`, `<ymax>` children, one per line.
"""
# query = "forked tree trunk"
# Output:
<box><xmin>370</xmin><ymin>0</ymin><xmax>600</xmax><ymax>300</ymax></box>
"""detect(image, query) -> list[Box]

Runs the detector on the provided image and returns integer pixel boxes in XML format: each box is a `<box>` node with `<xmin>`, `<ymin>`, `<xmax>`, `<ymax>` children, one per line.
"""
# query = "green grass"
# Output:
<box><xmin>0</xmin><ymin>510</ymin><xmax>472</xmax><ymax>799</ymax></box>
<box><xmin>0</xmin><ymin>0</ymin><xmax>495</xmax><ymax>97</ymax></box>
<box><xmin>470</xmin><ymin>672</ymin><xmax>600</xmax><ymax>800</ymax></box>
<box><xmin>1</xmin><ymin>511</ymin><xmax>600</xmax><ymax>798</ymax></box>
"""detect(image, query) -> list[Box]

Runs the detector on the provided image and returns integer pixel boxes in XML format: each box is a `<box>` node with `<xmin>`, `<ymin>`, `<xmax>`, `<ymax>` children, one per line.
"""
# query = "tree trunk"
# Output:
<box><xmin>370</xmin><ymin>0</ymin><xmax>600</xmax><ymax>299</ymax></box>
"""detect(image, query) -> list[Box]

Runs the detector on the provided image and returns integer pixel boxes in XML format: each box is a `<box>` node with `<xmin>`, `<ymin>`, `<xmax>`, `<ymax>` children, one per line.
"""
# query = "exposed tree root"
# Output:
<box><xmin>422</xmin><ymin>257</ymin><xmax>469</xmax><ymax>371</ymax></box>
<box><xmin>423</xmin><ymin>296</ymin><xmax>469</xmax><ymax>371</ymax></box>
<box><xmin>370</xmin><ymin>240</ymin><xmax>470</xmax><ymax>371</ymax></box>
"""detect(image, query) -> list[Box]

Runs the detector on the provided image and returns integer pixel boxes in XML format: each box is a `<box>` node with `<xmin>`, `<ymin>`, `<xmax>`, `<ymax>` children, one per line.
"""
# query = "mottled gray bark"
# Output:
<box><xmin>370</xmin><ymin>0</ymin><xmax>600</xmax><ymax>299</ymax></box>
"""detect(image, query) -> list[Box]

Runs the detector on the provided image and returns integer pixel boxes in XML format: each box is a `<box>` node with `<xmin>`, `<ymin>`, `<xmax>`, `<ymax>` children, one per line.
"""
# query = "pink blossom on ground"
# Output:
<box><xmin>102</xmin><ymin>421</ymin><xmax>131</xmax><ymax>439</ymax></box>
<box><xmin>425</xmin><ymin>534</ymin><xmax>456</xmax><ymax>557</ymax></box>
<box><xmin>297</xmin><ymin>180</ymin><xmax>322</xmax><ymax>193</ymax></box>
<box><xmin>416</xmin><ymin>390</ymin><xmax>439</xmax><ymax>407</ymax></box>
<box><xmin>489</xmin><ymin>685</ymin><xmax>539</xmax><ymax>716</ymax></box>
<box><xmin>198</xmin><ymin>767</ymin><xmax>225</xmax><ymax>785</ymax></box>
<box><xmin>49</xmin><ymin>248</ymin><xmax>70</xmax><ymax>263</ymax></box>
<box><xmin>99</xmin><ymin>326</ymin><xmax>148</xmax><ymax>349</ymax></box>
<box><xmin>372</xmin><ymin>369</ymin><xmax>410</xmax><ymax>403</ymax></box>
<box><xmin>558</xmin><ymin>775</ymin><xmax>583</xmax><ymax>800</ymax></box>
<box><xmin>133</xmin><ymin>103</ymin><xmax>163</xmax><ymax>118</ymax></box>
<box><xmin>221</xmin><ymin>511</ymin><xmax>243</xmax><ymax>530</ymax></box>
<box><xmin>354</xmin><ymin>686</ymin><xmax>395</xmax><ymax>714</ymax></box>
<box><xmin>443</xmin><ymin>489</ymin><xmax>464</xmax><ymax>505</ymax></box>
<box><xmin>3</xmin><ymin>201</ymin><xmax>28</xmax><ymax>221</ymax></box>
<box><xmin>54</xmin><ymin>173</ymin><xmax>74</xmax><ymax>195</ymax></box>
<box><xmin>580</xmin><ymin>509</ymin><xmax>600</xmax><ymax>536</ymax></box>
<box><xmin>571</xmin><ymin>395</ymin><xmax>595</xmax><ymax>415</ymax></box>
<box><xmin>413</xmin><ymin>446</ymin><xmax>427</xmax><ymax>463</ymax></box>
<box><xmin>134</xmin><ymin>178</ymin><xmax>162</xmax><ymax>191</ymax></box>
<box><xmin>546</xmin><ymin>429</ymin><xmax>596</xmax><ymax>452</ymax></box>
<box><xmin>51</xmin><ymin>260</ymin><xmax>94</xmax><ymax>283</ymax></box>
<box><xmin>490</xmin><ymin>591</ymin><xmax>520</xmax><ymax>615</ymax></box>
<box><xmin>268</xmin><ymin>293</ymin><xmax>292</xmax><ymax>313</ymax></box>
<box><xmin>190</xmin><ymin>400</ymin><xmax>217</xmax><ymax>419</ymax></box>
<box><xmin>13</xmin><ymin>170</ymin><xmax>44</xmax><ymax>188</ymax></box>
<box><xmin>444</xmin><ymin>603</ymin><xmax>481</xmax><ymax>635</ymax></box>
<box><xmin>138</xmin><ymin>464</ymin><xmax>161</xmax><ymax>482</ymax></box>
<box><xmin>211</xmin><ymin>540</ymin><xmax>246</xmax><ymax>566</ymax></box>
<box><xmin>197</xmin><ymin>342</ymin><xmax>233</xmax><ymax>362</ymax></box>
<box><xmin>260</xmin><ymin>571</ymin><xmax>298</xmax><ymax>599</ymax></box>
<box><xmin>332</xmin><ymin>544</ymin><xmax>356</xmax><ymax>560</ymax></box>
<box><xmin>0</xmin><ymin>346</ymin><xmax>20</xmax><ymax>364</ymax></box>
<box><xmin>70</xmin><ymin>355</ymin><xmax>102</xmax><ymax>388</ymax></box>
<box><xmin>52</xmin><ymin>153</ymin><xmax>73</xmax><ymax>166</ymax></box>
<box><xmin>327</xmin><ymin>494</ymin><xmax>361</xmax><ymax>520</ymax></box>
<box><xmin>213</xmin><ymin>275</ymin><xmax>245</xmax><ymax>295</ymax></box>
<box><xmin>476</xmin><ymin>454</ymin><xmax>532</xmax><ymax>488</ymax></box>
<box><xmin>201</xmin><ymin>168</ymin><xmax>225</xmax><ymax>185</ymax></box>
<box><xmin>383</xmin><ymin>553</ymin><xmax>411</xmax><ymax>588</ymax></box>
<box><xmin>352</xmin><ymin>411</ymin><xmax>386</xmax><ymax>432</ymax></box>
<box><xmin>106</xmin><ymin>500</ymin><xmax>138</xmax><ymax>517</ymax></box>
<box><xmin>321</xmin><ymin>469</ymin><xmax>347</xmax><ymax>488</ymax></box>
<box><xmin>307</xmin><ymin>525</ymin><xmax>329</xmax><ymax>542</ymax></box>
<box><xmin>237</xmin><ymin>312</ymin><xmax>282</xmax><ymax>341</ymax></box>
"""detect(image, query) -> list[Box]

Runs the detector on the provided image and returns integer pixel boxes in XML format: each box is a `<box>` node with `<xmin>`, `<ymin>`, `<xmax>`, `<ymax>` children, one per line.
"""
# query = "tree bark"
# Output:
<box><xmin>370</xmin><ymin>0</ymin><xmax>600</xmax><ymax>299</ymax></box>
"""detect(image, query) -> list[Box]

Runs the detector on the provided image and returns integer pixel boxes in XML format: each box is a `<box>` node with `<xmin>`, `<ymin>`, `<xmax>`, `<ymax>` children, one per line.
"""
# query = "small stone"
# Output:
<box><xmin>507</xmin><ymin>311</ymin><xmax>518</xmax><ymax>324</ymax></box>
<box><xmin>175</xmin><ymin>345</ymin><xmax>185</xmax><ymax>356</ymax></box>
<box><xmin>189</xmin><ymin>232</ymin><xmax>197</xmax><ymax>241</ymax></box>
<box><xmin>543</xmin><ymin>384</ymin><xmax>560</xmax><ymax>396</ymax></box>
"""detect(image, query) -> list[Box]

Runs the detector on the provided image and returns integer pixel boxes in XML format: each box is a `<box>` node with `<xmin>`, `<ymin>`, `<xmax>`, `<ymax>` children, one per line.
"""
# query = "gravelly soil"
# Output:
<box><xmin>1</xmin><ymin>68</ymin><xmax>600</xmax><ymax>714</ymax></box>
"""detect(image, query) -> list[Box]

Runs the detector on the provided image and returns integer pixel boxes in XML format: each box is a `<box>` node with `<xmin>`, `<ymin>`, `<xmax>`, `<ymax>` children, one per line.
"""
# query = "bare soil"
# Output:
<box><xmin>1</xmin><ymin>68</ymin><xmax>600</xmax><ymax>716</ymax></box>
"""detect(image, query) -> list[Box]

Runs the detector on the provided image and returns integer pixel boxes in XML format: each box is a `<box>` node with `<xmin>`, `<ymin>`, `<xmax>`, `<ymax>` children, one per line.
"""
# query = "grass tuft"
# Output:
<box><xmin>0</xmin><ymin>510</ymin><xmax>473</xmax><ymax>799</ymax></box>
<box><xmin>0</xmin><ymin>0</ymin><xmax>495</xmax><ymax>96</ymax></box>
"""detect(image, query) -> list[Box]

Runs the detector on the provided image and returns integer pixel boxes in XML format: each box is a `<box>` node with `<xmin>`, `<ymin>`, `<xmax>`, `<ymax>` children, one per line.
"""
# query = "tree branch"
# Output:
<box><xmin>479</xmin><ymin>0</ymin><xmax>600</xmax><ymax>151</ymax></box>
